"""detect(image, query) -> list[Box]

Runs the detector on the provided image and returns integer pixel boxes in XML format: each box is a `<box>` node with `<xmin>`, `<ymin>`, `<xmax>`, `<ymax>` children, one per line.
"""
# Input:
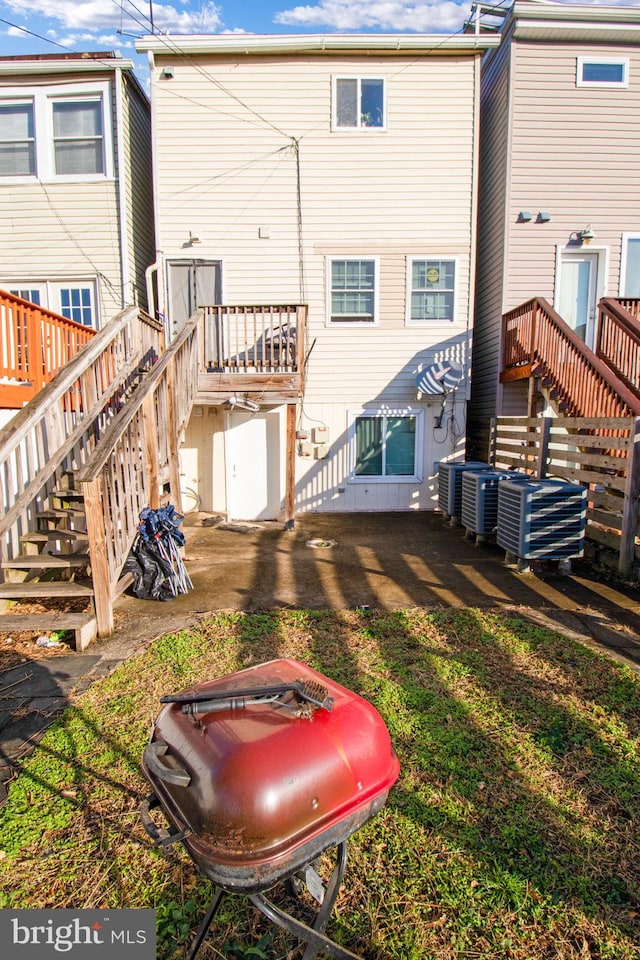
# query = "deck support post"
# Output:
<box><xmin>620</xmin><ymin>416</ymin><xmax>640</xmax><ymax>575</ymax></box>
<box><xmin>83</xmin><ymin>475</ymin><xmax>114</xmax><ymax>637</ymax></box>
<box><xmin>285</xmin><ymin>403</ymin><xmax>297</xmax><ymax>530</ymax></box>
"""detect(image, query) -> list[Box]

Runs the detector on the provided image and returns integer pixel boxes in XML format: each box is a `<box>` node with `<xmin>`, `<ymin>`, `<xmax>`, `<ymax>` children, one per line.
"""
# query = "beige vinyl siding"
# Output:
<box><xmin>467</xmin><ymin>39</ymin><xmax>512</xmax><ymax>457</ymax></box>
<box><xmin>505</xmin><ymin>41</ymin><xmax>640</xmax><ymax>310</ymax></box>
<box><xmin>153</xmin><ymin>53</ymin><xmax>479</xmax><ymax>407</ymax></box>
<box><xmin>0</xmin><ymin>69</ymin><xmax>125</xmax><ymax>326</ymax></box>
<box><xmin>120</xmin><ymin>74</ymin><xmax>154</xmax><ymax>311</ymax></box>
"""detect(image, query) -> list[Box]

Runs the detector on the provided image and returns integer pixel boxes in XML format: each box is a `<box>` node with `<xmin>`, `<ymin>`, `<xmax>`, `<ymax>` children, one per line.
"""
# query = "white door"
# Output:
<box><xmin>225</xmin><ymin>412</ymin><xmax>281</xmax><ymax>520</ymax></box>
<box><xmin>557</xmin><ymin>252</ymin><xmax>599</xmax><ymax>347</ymax></box>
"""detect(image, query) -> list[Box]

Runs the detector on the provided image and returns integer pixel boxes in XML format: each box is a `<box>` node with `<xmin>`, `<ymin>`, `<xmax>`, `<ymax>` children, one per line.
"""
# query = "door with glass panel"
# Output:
<box><xmin>557</xmin><ymin>252</ymin><xmax>599</xmax><ymax>346</ymax></box>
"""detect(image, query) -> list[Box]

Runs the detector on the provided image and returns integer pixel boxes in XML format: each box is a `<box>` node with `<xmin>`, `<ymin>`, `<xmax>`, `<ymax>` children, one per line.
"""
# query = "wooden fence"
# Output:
<box><xmin>489</xmin><ymin>416</ymin><xmax>640</xmax><ymax>575</ymax></box>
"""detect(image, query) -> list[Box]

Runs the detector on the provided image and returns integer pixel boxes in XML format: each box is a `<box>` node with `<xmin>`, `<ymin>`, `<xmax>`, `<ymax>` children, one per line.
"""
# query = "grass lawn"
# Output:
<box><xmin>0</xmin><ymin>609</ymin><xmax>638</xmax><ymax>960</ymax></box>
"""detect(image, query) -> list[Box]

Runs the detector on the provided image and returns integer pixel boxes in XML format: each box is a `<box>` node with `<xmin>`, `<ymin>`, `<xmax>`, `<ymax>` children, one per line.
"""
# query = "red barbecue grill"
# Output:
<box><xmin>140</xmin><ymin>658</ymin><xmax>400</xmax><ymax>959</ymax></box>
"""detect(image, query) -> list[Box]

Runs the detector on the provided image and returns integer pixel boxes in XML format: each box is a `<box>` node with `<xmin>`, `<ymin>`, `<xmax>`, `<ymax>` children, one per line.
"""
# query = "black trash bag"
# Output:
<box><xmin>124</xmin><ymin>537</ymin><xmax>175</xmax><ymax>601</ymax></box>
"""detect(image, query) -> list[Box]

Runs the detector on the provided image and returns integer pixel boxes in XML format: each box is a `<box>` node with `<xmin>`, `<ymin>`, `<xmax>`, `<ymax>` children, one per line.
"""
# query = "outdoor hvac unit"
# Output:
<box><xmin>461</xmin><ymin>470</ymin><xmax>530</xmax><ymax>537</ymax></box>
<box><xmin>438</xmin><ymin>462</ymin><xmax>491</xmax><ymax>518</ymax></box>
<box><xmin>496</xmin><ymin>478</ymin><xmax>587</xmax><ymax>560</ymax></box>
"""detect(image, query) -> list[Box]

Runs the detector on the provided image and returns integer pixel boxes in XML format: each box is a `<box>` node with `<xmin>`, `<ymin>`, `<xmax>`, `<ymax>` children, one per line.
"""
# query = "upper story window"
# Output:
<box><xmin>0</xmin><ymin>82</ymin><xmax>112</xmax><ymax>181</ymax></box>
<box><xmin>7</xmin><ymin>279</ymin><xmax>99</xmax><ymax>328</ymax></box>
<box><xmin>333</xmin><ymin>78</ymin><xmax>385</xmax><ymax>129</ymax></box>
<box><xmin>620</xmin><ymin>234</ymin><xmax>640</xmax><ymax>297</ymax></box>
<box><xmin>328</xmin><ymin>258</ymin><xmax>378</xmax><ymax>323</ymax></box>
<box><xmin>577</xmin><ymin>57</ymin><xmax>628</xmax><ymax>88</ymax></box>
<box><xmin>0</xmin><ymin>102</ymin><xmax>35</xmax><ymax>176</ymax></box>
<box><xmin>407</xmin><ymin>258</ymin><xmax>457</xmax><ymax>323</ymax></box>
<box><xmin>52</xmin><ymin>99</ymin><xmax>104</xmax><ymax>175</ymax></box>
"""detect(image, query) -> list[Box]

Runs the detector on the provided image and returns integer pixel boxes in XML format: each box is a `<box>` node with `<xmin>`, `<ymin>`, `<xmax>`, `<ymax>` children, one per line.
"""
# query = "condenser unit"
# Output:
<box><xmin>461</xmin><ymin>470</ymin><xmax>530</xmax><ymax>537</ymax></box>
<box><xmin>496</xmin><ymin>478</ymin><xmax>587</xmax><ymax>560</ymax></box>
<box><xmin>438</xmin><ymin>461</ymin><xmax>491</xmax><ymax>518</ymax></box>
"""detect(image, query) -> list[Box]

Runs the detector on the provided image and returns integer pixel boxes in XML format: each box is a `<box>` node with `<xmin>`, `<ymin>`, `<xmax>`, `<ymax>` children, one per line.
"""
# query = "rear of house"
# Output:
<box><xmin>138</xmin><ymin>33</ymin><xmax>498</xmax><ymax>521</ymax></box>
<box><xmin>468</xmin><ymin>1</ymin><xmax>640</xmax><ymax>457</ymax></box>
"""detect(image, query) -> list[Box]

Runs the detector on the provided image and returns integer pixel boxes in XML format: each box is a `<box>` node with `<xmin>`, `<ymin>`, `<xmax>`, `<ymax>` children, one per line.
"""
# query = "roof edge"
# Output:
<box><xmin>135</xmin><ymin>33</ymin><xmax>501</xmax><ymax>56</ymax></box>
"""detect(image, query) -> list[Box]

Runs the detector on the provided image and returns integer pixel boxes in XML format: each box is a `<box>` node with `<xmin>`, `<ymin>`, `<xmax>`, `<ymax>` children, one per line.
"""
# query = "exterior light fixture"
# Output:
<box><xmin>188</xmin><ymin>231</ymin><xmax>201</xmax><ymax>245</ymax></box>
<box><xmin>577</xmin><ymin>225</ymin><xmax>595</xmax><ymax>243</ymax></box>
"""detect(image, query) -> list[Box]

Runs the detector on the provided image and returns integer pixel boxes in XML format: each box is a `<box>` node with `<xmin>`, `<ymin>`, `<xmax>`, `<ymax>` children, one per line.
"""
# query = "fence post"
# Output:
<box><xmin>619</xmin><ymin>416</ymin><xmax>640</xmax><ymax>576</ymax></box>
<box><xmin>536</xmin><ymin>418</ymin><xmax>551</xmax><ymax>479</ymax></box>
<box><xmin>83</xmin><ymin>475</ymin><xmax>114</xmax><ymax>637</ymax></box>
<box><xmin>488</xmin><ymin>417</ymin><xmax>497</xmax><ymax>466</ymax></box>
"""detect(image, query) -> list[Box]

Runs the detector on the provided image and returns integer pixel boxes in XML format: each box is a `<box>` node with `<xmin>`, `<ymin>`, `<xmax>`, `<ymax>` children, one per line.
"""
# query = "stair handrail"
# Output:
<box><xmin>77</xmin><ymin>314</ymin><xmax>199</xmax><ymax>636</ymax></box>
<box><xmin>502</xmin><ymin>297</ymin><xmax>640</xmax><ymax>416</ymax></box>
<box><xmin>596</xmin><ymin>298</ymin><xmax>640</xmax><ymax>395</ymax></box>
<box><xmin>0</xmin><ymin>308</ymin><xmax>165</xmax><ymax>560</ymax></box>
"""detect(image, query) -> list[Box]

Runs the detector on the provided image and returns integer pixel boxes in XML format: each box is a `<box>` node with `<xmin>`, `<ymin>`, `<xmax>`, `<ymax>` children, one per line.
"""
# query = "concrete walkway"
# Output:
<box><xmin>1</xmin><ymin>511</ymin><xmax>639</xmax><ymax>802</ymax></box>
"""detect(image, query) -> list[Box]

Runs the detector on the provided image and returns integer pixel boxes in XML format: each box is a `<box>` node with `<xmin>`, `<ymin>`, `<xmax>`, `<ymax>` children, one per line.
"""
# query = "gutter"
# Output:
<box><xmin>136</xmin><ymin>33</ymin><xmax>501</xmax><ymax>56</ymax></box>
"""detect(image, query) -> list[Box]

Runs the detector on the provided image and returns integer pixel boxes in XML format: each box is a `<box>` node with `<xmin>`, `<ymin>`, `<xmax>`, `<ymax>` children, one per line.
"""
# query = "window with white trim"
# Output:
<box><xmin>577</xmin><ymin>57</ymin><xmax>628</xmax><ymax>88</ymax></box>
<box><xmin>408</xmin><ymin>258</ymin><xmax>457</xmax><ymax>323</ymax></box>
<box><xmin>349</xmin><ymin>408</ymin><xmax>423</xmax><ymax>482</ymax></box>
<box><xmin>0</xmin><ymin>82</ymin><xmax>112</xmax><ymax>180</ymax></box>
<box><xmin>329</xmin><ymin>258</ymin><xmax>377</xmax><ymax>323</ymax></box>
<box><xmin>620</xmin><ymin>234</ymin><xmax>640</xmax><ymax>297</ymax></box>
<box><xmin>7</xmin><ymin>279</ymin><xmax>99</xmax><ymax>328</ymax></box>
<box><xmin>333</xmin><ymin>78</ymin><xmax>385</xmax><ymax>129</ymax></box>
<box><xmin>0</xmin><ymin>102</ymin><xmax>35</xmax><ymax>176</ymax></box>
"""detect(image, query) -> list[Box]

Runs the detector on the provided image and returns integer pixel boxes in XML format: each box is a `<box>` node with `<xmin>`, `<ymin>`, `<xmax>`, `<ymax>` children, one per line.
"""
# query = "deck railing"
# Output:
<box><xmin>501</xmin><ymin>298</ymin><xmax>640</xmax><ymax>417</ymax></box>
<box><xmin>201</xmin><ymin>305</ymin><xmax>306</xmax><ymax>375</ymax></box>
<box><xmin>0</xmin><ymin>289</ymin><xmax>96</xmax><ymax>407</ymax></box>
<box><xmin>596</xmin><ymin>298</ymin><xmax>640</xmax><ymax>396</ymax></box>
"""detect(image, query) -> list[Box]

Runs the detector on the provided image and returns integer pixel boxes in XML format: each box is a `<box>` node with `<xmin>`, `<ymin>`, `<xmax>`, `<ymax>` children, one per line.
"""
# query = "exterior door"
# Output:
<box><xmin>225</xmin><ymin>412</ymin><xmax>281</xmax><ymax>520</ymax></box>
<box><xmin>167</xmin><ymin>260</ymin><xmax>221</xmax><ymax>335</ymax></box>
<box><xmin>557</xmin><ymin>252</ymin><xmax>599</xmax><ymax>346</ymax></box>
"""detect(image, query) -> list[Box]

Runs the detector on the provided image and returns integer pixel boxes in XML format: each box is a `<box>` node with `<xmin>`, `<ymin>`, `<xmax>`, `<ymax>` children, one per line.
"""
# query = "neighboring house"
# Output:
<box><xmin>137</xmin><ymin>32</ymin><xmax>498</xmax><ymax>520</ymax></box>
<box><xmin>468</xmin><ymin>0</ymin><xmax>640</xmax><ymax>458</ymax></box>
<box><xmin>0</xmin><ymin>52</ymin><xmax>154</xmax><ymax>332</ymax></box>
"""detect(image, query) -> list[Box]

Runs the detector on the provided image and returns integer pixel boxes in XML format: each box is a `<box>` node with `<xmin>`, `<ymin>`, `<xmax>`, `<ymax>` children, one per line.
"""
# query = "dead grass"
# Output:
<box><xmin>0</xmin><ymin>608</ymin><xmax>638</xmax><ymax>960</ymax></box>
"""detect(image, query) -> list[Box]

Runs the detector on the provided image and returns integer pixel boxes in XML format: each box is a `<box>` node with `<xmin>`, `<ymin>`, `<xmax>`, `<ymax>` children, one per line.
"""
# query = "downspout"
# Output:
<box><xmin>114</xmin><ymin>68</ymin><xmax>131</xmax><ymax>309</ymax></box>
<box><xmin>147</xmin><ymin>49</ymin><xmax>169</xmax><ymax>327</ymax></box>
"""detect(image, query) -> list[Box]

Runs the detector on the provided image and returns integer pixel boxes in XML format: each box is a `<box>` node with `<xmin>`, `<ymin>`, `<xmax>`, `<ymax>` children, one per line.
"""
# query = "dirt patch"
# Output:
<box><xmin>0</xmin><ymin>598</ymin><xmax>88</xmax><ymax>673</ymax></box>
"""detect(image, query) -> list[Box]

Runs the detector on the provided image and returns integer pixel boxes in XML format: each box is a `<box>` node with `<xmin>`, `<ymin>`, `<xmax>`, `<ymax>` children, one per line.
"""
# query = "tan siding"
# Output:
<box><xmin>121</xmin><ymin>75</ymin><xmax>154</xmax><ymax>310</ymax></box>
<box><xmin>468</xmin><ymin>39</ymin><xmax>511</xmax><ymax>456</ymax></box>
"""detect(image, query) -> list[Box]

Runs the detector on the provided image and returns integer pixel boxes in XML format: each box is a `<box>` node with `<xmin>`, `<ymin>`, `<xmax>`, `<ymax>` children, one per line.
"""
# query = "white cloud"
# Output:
<box><xmin>2</xmin><ymin>0</ymin><xmax>223</xmax><ymax>34</ymax></box>
<box><xmin>274</xmin><ymin>0</ymin><xmax>470</xmax><ymax>32</ymax></box>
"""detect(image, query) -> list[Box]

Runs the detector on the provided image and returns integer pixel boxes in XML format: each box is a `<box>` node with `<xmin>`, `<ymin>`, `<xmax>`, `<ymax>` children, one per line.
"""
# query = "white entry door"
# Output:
<box><xmin>225</xmin><ymin>412</ymin><xmax>281</xmax><ymax>520</ymax></box>
<box><xmin>557</xmin><ymin>251</ymin><xmax>600</xmax><ymax>347</ymax></box>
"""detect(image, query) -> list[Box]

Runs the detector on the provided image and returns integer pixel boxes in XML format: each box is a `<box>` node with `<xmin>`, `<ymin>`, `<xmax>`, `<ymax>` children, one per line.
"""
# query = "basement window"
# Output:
<box><xmin>348</xmin><ymin>408</ymin><xmax>424</xmax><ymax>483</ymax></box>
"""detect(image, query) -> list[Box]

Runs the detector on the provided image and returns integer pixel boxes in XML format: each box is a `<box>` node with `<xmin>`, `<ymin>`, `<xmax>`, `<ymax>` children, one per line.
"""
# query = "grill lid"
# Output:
<box><xmin>143</xmin><ymin>659</ymin><xmax>399</xmax><ymax>871</ymax></box>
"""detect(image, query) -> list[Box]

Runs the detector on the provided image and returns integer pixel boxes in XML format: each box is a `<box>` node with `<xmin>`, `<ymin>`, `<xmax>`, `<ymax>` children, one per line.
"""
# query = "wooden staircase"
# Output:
<box><xmin>0</xmin><ymin>474</ymin><xmax>96</xmax><ymax>649</ymax></box>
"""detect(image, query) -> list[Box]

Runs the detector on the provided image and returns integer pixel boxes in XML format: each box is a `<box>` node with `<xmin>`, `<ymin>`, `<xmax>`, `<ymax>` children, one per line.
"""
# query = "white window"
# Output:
<box><xmin>7</xmin><ymin>279</ymin><xmax>99</xmax><ymax>328</ymax></box>
<box><xmin>0</xmin><ymin>82</ymin><xmax>112</xmax><ymax>181</ymax></box>
<box><xmin>0</xmin><ymin>101</ymin><xmax>35</xmax><ymax>176</ymax></box>
<box><xmin>620</xmin><ymin>234</ymin><xmax>640</xmax><ymax>297</ymax></box>
<box><xmin>349</xmin><ymin>407</ymin><xmax>424</xmax><ymax>483</ymax></box>
<box><xmin>577</xmin><ymin>57</ymin><xmax>628</xmax><ymax>88</ymax></box>
<box><xmin>333</xmin><ymin>78</ymin><xmax>385</xmax><ymax>129</ymax></box>
<box><xmin>407</xmin><ymin>258</ymin><xmax>457</xmax><ymax>323</ymax></box>
<box><xmin>328</xmin><ymin>258</ymin><xmax>378</xmax><ymax>324</ymax></box>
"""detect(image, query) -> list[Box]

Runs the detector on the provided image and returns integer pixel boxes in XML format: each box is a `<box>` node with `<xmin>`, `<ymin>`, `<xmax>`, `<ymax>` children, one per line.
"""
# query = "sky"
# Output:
<box><xmin>0</xmin><ymin>0</ymin><xmax>637</xmax><ymax>78</ymax></box>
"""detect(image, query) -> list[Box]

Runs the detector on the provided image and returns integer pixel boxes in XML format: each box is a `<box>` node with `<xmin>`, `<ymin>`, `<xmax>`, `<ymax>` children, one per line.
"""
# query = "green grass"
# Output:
<box><xmin>0</xmin><ymin>610</ymin><xmax>638</xmax><ymax>960</ymax></box>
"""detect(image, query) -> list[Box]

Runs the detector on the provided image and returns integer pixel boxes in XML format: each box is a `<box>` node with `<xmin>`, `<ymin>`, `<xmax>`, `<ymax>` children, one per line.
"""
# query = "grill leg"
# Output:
<box><xmin>185</xmin><ymin>887</ymin><xmax>226</xmax><ymax>960</ymax></box>
<box><xmin>248</xmin><ymin>842</ymin><xmax>361</xmax><ymax>960</ymax></box>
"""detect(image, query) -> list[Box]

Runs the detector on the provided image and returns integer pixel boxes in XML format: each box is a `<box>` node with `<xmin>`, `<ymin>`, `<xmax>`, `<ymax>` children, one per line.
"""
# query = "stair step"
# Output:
<box><xmin>21</xmin><ymin>530</ymin><xmax>88</xmax><ymax>544</ymax></box>
<box><xmin>1</xmin><ymin>553</ymin><xmax>90</xmax><ymax>569</ymax></box>
<box><xmin>52</xmin><ymin>488</ymin><xmax>85</xmax><ymax>501</ymax></box>
<box><xmin>36</xmin><ymin>508</ymin><xmax>86</xmax><ymax>519</ymax></box>
<box><xmin>0</xmin><ymin>612</ymin><xmax>97</xmax><ymax>651</ymax></box>
<box><xmin>0</xmin><ymin>581</ymin><xmax>93</xmax><ymax>599</ymax></box>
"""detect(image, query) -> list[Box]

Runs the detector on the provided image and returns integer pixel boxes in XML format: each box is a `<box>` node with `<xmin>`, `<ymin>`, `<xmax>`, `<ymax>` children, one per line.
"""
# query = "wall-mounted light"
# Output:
<box><xmin>537</xmin><ymin>211</ymin><xmax>551</xmax><ymax>222</ymax></box>
<box><xmin>570</xmin><ymin>225</ymin><xmax>595</xmax><ymax>245</ymax></box>
<box><xmin>188</xmin><ymin>231</ymin><xmax>201</xmax><ymax>245</ymax></box>
<box><xmin>517</xmin><ymin>211</ymin><xmax>533</xmax><ymax>222</ymax></box>
<box><xmin>227</xmin><ymin>396</ymin><xmax>260</xmax><ymax>412</ymax></box>
<box><xmin>161</xmin><ymin>66</ymin><xmax>174</xmax><ymax>79</ymax></box>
